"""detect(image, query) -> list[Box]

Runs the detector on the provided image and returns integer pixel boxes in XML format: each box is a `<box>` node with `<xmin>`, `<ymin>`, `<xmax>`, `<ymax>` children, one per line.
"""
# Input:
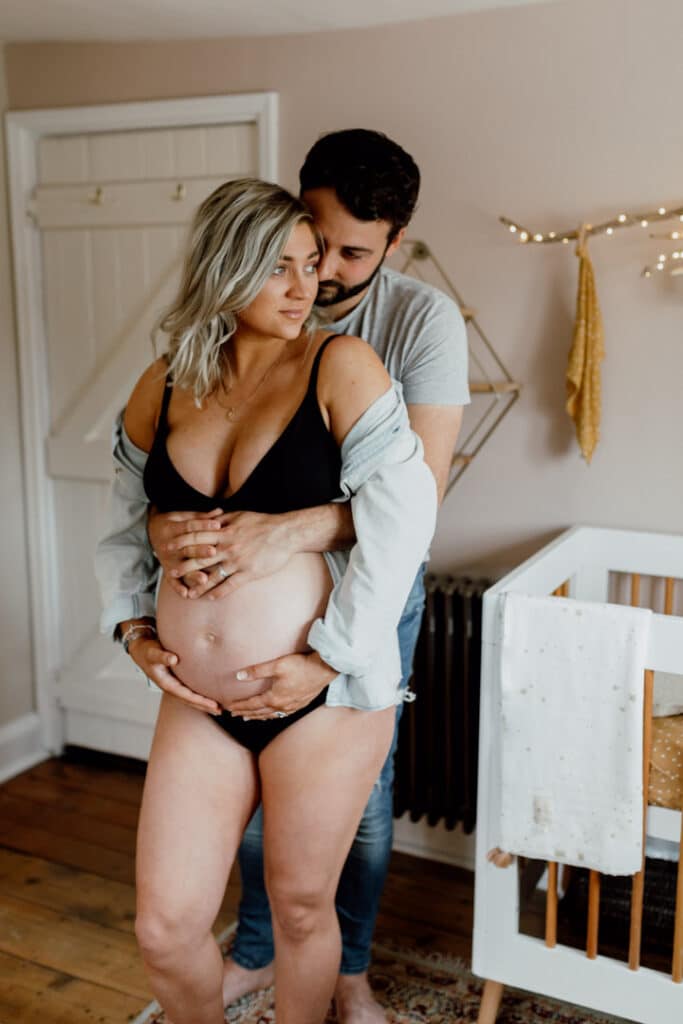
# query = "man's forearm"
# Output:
<box><xmin>281</xmin><ymin>502</ymin><xmax>355</xmax><ymax>554</ymax></box>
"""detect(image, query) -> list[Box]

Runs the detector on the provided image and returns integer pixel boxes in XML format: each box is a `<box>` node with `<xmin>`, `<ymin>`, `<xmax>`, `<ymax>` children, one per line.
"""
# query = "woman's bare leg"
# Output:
<box><xmin>260</xmin><ymin>705</ymin><xmax>395</xmax><ymax>1024</ymax></box>
<box><xmin>135</xmin><ymin>694</ymin><xmax>259</xmax><ymax>1024</ymax></box>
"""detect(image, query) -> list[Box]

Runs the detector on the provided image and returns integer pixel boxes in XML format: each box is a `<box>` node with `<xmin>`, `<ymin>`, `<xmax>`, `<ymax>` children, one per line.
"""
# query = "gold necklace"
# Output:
<box><xmin>222</xmin><ymin>344</ymin><xmax>288</xmax><ymax>421</ymax></box>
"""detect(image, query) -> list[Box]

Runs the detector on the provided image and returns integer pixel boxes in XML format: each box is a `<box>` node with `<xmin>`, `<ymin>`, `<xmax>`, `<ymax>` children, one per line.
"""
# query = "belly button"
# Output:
<box><xmin>204</xmin><ymin>632</ymin><xmax>217</xmax><ymax>644</ymax></box>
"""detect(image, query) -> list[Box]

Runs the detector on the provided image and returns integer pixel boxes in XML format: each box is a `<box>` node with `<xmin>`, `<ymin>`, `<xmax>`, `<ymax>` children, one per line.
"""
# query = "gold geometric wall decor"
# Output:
<box><xmin>398</xmin><ymin>240</ymin><xmax>521</xmax><ymax>497</ymax></box>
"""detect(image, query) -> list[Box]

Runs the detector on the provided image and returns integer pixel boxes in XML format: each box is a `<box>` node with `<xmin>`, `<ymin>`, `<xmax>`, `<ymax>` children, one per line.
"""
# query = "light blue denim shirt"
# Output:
<box><xmin>95</xmin><ymin>381</ymin><xmax>437</xmax><ymax>711</ymax></box>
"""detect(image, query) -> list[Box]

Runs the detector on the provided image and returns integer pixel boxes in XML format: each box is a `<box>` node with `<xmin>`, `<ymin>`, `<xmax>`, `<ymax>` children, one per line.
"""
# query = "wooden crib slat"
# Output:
<box><xmin>545</xmin><ymin>861</ymin><xmax>558</xmax><ymax>948</ymax></box>
<box><xmin>629</xmin><ymin>668</ymin><xmax>654</xmax><ymax>971</ymax></box>
<box><xmin>630</xmin><ymin>573</ymin><xmax>641</xmax><ymax>607</ymax></box>
<box><xmin>586</xmin><ymin>871</ymin><xmax>600</xmax><ymax>959</ymax></box>
<box><xmin>665</xmin><ymin>577</ymin><xmax>675</xmax><ymax>616</ymax></box>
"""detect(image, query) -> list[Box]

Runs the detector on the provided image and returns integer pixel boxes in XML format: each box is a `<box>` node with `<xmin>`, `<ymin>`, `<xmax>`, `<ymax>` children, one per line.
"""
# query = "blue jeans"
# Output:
<box><xmin>231</xmin><ymin>566</ymin><xmax>427</xmax><ymax>975</ymax></box>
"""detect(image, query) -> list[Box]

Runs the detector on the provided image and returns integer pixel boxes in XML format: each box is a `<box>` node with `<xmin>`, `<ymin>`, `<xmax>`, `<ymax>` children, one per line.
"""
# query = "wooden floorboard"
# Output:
<box><xmin>0</xmin><ymin>848</ymin><xmax>137</xmax><ymax>932</ymax></box>
<box><xmin>0</xmin><ymin>893</ymin><xmax>149</xmax><ymax>998</ymax></box>
<box><xmin>3</xmin><ymin>774</ymin><xmax>141</xmax><ymax>829</ymax></box>
<box><xmin>0</xmin><ymin>751</ymin><xmax>472</xmax><ymax>1023</ymax></box>
<box><xmin>0</xmin><ymin>816</ymin><xmax>136</xmax><ymax>887</ymax></box>
<box><xmin>0</xmin><ymin>951</ymin><xmax>144</xmax><ymax>1024</ymax></box>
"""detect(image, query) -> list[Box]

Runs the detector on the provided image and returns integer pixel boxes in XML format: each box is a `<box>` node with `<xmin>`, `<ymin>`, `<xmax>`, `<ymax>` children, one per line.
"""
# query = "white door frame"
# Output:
<box><xmin>5</xmin><ymin>92</ymin><xmax>278</xmax><ymax>754</ymax></box>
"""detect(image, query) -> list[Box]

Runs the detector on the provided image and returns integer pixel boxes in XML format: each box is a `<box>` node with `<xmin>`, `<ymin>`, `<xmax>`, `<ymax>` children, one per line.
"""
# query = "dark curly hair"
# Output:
<box><xmin>299</xmin><ymin>129</ymin><xmax>420</xmax><ymax>242</ymax></box>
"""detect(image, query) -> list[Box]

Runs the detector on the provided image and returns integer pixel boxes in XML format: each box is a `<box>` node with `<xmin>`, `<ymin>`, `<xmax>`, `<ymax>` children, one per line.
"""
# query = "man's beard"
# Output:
<box><xmin>315</xmin><ymin>257</ymin><xmax>385</xmax><ymax>309</ymax></box>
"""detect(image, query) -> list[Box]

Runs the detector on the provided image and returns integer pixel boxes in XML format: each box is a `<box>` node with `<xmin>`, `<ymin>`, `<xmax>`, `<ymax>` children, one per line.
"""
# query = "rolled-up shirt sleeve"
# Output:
<box><xmin>307</xmin><ymin>383</ymin><xmax>437</xmax><ymax>677</ymax></box>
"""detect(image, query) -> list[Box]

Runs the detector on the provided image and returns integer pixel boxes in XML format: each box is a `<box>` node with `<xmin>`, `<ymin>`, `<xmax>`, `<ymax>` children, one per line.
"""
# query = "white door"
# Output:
<box><xmin>7</xmin><ymin>95</ymin><xmax>277</xmax><ymax>760</ymax></box>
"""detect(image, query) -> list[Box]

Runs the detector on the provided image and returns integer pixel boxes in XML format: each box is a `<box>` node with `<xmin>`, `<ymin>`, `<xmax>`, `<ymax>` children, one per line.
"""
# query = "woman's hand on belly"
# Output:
<box><xmin>126</xmin><ymin>635</ymin><xmax>221</xmax><ymax>715</ymax></box>
<box><xmin>223</xmin><ymin>651</ymin><xmax>338</xmax><ymax>720</ymax></box>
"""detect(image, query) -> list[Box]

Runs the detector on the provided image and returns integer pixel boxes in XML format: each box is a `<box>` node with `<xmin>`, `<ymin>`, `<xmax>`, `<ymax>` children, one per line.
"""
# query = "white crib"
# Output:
<box><xmin>473</xmin><ymin>526</ymin><xmax>683</xmax><ymax>1024</ymax></box>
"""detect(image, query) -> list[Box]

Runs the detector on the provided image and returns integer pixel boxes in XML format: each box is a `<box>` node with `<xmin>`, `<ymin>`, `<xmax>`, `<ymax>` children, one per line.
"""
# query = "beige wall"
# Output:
<box><xmin>0</xmin><ymin>43</ymin><xmax>34</xmax><ymax>724</ymax></box>
<box><xmin>5</xmin><ymin>0</ymin><xmax>683</xmax><ymax>575</ymax></box>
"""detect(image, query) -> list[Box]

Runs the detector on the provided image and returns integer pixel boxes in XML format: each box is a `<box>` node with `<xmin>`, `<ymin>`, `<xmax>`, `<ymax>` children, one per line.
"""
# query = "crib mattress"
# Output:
<box><xmin>649</xmin><ymin>715</ymin><xmax>683</xmax><ymax>810</ymax></box>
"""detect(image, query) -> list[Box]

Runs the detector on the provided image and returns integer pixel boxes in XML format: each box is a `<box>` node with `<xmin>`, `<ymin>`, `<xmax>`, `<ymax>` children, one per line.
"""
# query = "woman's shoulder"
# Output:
<box><xmin>123</xmin><ymin>355</ymin><xmax>169</xmax><ymax>453</ymax></box>
<box><xmin>313</xmin><ymin>332</ymin><xmax>392</xmax><ymax>444</ymax></box>
<box><xmin>316</xmin><ymin>332</ymin><xmax>389</xmax><ymax>382</ymax></box>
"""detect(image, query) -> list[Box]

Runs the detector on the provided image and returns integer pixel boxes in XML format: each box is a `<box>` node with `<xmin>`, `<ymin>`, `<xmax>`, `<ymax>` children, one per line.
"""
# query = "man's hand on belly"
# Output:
<box><xmin>150</xmin><ymin>509</ymin><xmax>297</xmax><ymax>600</ymax></box>
<box><xmin>188</xmin><ymin>511</ymin><xmax>298</xmax><ymax>599</ymax></box>
<box><xmin>223</xmin><ymin>652</ymin><xmax>338</xmax><ymax>720</ymax></box>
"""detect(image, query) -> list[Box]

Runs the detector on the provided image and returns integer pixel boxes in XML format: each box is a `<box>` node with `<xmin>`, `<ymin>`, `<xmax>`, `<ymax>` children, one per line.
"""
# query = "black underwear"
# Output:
<box><xmin>212</xmin><ymin>686</ymin><xmax>330</xmax><ymax>756</ymax></box>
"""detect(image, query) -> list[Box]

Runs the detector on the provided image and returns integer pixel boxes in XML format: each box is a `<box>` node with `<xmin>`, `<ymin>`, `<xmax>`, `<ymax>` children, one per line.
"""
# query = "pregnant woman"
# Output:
<box><xmin>98</xmin><ymin>178</ymin><xmax>436</xmax><ymax>1024</ymax></box>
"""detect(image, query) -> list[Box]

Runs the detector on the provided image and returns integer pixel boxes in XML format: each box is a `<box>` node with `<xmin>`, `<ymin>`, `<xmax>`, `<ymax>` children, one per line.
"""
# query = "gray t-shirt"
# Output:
<box><xmin>327</xmin><ymin>266</ymin><xmax>470</xmax><ymax>406</ymax></box>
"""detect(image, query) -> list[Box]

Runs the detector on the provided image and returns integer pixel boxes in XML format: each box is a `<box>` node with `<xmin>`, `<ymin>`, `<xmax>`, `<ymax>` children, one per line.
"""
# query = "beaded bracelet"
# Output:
<box><xmin>121</xmin><ymin>622</ymin><xmax>158</xmax><ymax>654</ymax></box>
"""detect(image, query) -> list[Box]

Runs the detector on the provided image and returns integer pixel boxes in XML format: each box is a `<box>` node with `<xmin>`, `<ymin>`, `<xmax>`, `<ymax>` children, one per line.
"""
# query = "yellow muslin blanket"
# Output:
<box><xmin>566</xmin><ymin>227</ymin><xmax>605</xmax><ymax>463</ymax></box>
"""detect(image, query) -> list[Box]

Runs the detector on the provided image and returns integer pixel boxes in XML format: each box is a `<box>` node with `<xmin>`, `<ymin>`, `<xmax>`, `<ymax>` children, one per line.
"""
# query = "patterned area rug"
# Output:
<box><xmin>132</xmin><ymin>928</ymin><xmax>627</xmax><ymax>1024</ymax></box>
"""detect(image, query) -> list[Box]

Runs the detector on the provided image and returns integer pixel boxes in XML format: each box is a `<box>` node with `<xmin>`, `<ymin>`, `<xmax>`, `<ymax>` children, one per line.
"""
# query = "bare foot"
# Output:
<box><xmin>222</xmin><ymin>955</ymin><xmax>274</xmax><ymax>1007</ymax></box>
<box><xmin>334</xmin><ymin>972</ymin><xmax>386</xmax><ymax>1024</ymax></box>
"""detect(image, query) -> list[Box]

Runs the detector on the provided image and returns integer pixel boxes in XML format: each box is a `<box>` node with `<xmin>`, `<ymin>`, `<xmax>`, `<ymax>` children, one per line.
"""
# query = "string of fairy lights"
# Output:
<box><xmin>500</xmin><ymin>203</ymin><xmax>683</xmax><ymax>277</ymax></box>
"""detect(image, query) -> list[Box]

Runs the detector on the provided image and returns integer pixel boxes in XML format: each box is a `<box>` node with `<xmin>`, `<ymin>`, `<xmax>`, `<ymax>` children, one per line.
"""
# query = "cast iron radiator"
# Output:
<box><xmin>393</xmin><ymin>574</ymin><xmax>489</xmax><ymax>833</ymax></box>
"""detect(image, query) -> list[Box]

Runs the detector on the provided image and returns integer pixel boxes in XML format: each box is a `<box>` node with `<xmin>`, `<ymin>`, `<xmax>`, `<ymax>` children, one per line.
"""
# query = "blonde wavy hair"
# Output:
<box><xmin>157</xmin><ymin>178</ymin><xmax>320</xmax><ymax>403</ymax></box>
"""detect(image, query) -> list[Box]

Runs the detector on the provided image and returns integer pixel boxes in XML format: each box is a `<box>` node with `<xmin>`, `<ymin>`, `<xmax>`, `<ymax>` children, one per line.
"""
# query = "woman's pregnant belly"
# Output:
<box><xmin>156</xmin><ymin>552</ymin><xmax>333</xmax><ymax>707</ymax></box>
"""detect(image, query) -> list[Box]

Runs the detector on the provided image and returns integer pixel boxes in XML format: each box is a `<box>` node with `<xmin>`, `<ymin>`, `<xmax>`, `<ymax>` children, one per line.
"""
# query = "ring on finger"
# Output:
<box><xmin>273</xmin><ymin>711</ymin><xmax>287</xmax><ymax>719</ymax></box>
<box><xmin>218</xmin><ymin>565</ymin><xmax>231</xmax><ymax>579</ymax></box>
